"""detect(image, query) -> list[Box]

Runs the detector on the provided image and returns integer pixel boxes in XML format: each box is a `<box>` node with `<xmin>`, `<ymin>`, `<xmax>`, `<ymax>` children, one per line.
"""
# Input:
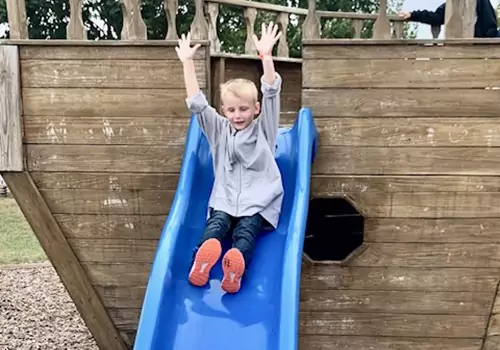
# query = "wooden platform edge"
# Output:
<box><xmin>1</xmin><ymin>171</ymin><xmax>129</xmax><ymax>350</ymax></box>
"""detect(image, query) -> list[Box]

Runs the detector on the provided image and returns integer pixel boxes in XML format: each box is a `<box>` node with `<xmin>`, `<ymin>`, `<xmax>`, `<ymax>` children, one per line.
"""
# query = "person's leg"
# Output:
<box><xmin>189</xmin><ymin>210</ymin><xmax>233</xmax><ymax>287</ymax></box>
<box><xmin>221</xmin><ymin>213</ymin><xmax>264</xmax><ymax>293</ymax></box>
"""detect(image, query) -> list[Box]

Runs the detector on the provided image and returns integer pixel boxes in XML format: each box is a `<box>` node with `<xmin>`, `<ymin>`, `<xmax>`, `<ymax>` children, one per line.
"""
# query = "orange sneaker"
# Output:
<box><xmin>188</xmin><ymin>238</ymin><xmax>222</xmax><ymax>287</ymax></box>
<box><xmin>221</xmin><ymin>248</ymin><xmax>245</xmax><ymax>293</ymax></box>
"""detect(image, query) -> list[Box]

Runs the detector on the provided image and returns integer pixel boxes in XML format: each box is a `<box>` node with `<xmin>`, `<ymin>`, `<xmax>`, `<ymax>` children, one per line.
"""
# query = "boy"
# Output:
<box><xmin>398</xmin><ymin>0</ymin><xmax>499</xmax><ymax>38</ymax></box>
<box><xmin>175</xmin><ymin>22</ymin><xmax>284</xmax><ymax>294</ymax></box>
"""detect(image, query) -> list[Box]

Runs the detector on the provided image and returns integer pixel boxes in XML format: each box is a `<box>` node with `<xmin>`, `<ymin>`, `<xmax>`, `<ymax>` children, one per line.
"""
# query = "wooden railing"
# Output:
<box><xmin>202</xmin><ymin>0</ymin><xmax>407</xmax><ymax>58</ymax></box>
<box><xmin>3</xmin><ymin>0</ymin><xmax>478</xmax><ymax>59</ymax></box>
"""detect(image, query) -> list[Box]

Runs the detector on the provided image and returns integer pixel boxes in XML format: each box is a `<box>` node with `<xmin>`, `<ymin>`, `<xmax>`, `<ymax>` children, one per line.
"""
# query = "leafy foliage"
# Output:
<box><xmin>0</xmin><ymin>0</ymin><xmax>418</xmax><ymax>56</ymax></box>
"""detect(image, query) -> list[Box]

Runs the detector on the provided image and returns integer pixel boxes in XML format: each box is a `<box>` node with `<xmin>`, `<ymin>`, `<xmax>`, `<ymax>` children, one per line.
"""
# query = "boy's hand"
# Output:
<box><xmin>175</xmin><ymin>32</ymin><xmax>201</xmax><ymax>62</ymax></box>
<box><xmin>252</xmin><ymin>22</ymin><xmax>282</xmax><ymax>56</ymax></box>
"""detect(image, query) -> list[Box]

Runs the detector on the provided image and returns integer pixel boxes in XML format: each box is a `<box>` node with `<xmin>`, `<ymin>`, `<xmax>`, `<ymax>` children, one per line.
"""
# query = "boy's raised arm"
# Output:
<box><xmin>252</xmin><ymin>23</ymin><xmax>282</xmax><ymax>150</ymax></box>
<box><xmin>176</xmin><ymin>33</ymin><xmax>226</xmax><ymax>145</ymax></box>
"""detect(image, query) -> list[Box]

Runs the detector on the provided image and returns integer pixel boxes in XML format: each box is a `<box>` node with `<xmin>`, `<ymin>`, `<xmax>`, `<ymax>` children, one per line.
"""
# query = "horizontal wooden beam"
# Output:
<box><xmin>0</xmin><ymin>45</ymin><xmax>23</xmax><ymax>171</ymax></box>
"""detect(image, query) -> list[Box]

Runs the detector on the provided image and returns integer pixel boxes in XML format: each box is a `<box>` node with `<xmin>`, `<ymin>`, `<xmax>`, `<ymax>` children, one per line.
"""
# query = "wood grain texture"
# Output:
<box><xmin>24</xmin><ymin>116</ymin><xmax>190</xmax><ymax>145</ymax></box>
<box><xmin>27</xmin><ymin>145</ymin><xmax>184</xmax><ymax>173</ymax></box>
<box><xmin>69</xmin><ymin>238</ymin><xmax>158</xmax><ymax>263</ymax></box>
<box><xmin>313</xmin><ymin>117</ymin><xmax>500</xmax><ymax>147</ymax></box>
<box><xmin>27</xmin><ymin>145</ymin><xmax>500</xmax><ymax>175</ymax></box>
<box><xmin>303</xmin><ymin>58</ymin><xmax>500</xmax><ymax>88</ymax></box>
<box><xmin>83</xmin><ymin>263</ymin><xmax>151</xmax><ymax>286</ymax></box>
<box><xmin>302</xmin><ymin>42</ymin><xmax>500</xmax><ymax>59</ymax></box>
<box><xmin>21</xmin><ymin>60</ymin><xmax>207</xmax><ymax>88</ymax></box>
<box><xmin>299</xmin><ymin>336</ymin><xmax>482</xmax><ymax>350</ymax></box>
<box><xmin>19</xmin><ymin>44</ymin><xmax>206</xmax><ymax>60</ymax></box>
<box><xmin>94</xmin><ymin>286</ymin><xmax>146</xmax><ymax>308</ymax></box>
<box><xmin>22</xmin><ymin>88</ymin><xmax>190</xmax><ymax>117</ymax></box>
<box><xmin>32</xmin><ymin>173</ymin><xmax>500</xmax><ymax>192</ymax></box>
<box><xmin>300</xmin><ymin>290</ymin><xmax>493</xmax><ymax>315</ymax></box>
<box><xmin>300</xmin><ymin>265</ymin><xmax>500</xmax><ymax>292</ymax></box>
<box><xmin>40</xmin><ymin>189</ymin><xmax>174</xmax><ymax>215</ymax></box>
<box><xmin>311</xmin><ymin>175</ymin><xmax>500</xmax><ymax>193</ymax></box>
<box><xmin>299</xmin><ymin>312</ymin><xmax>487</xmax><ymax>338</ymax></box>
<box><xmin>2</xmin><ymin>172</ymin><xmax>128</xmax><ymax>350</ymax></box>
<box><xmin>349</xmin><ymin>243</ymin><xmax>500</xmax><ymax>268</ymax></box>
<box><xmin>312</xmin><ymin>147</ymin><xmax>500</xmax><ymax>175</ymax></box>
<box><xmin>365</xmin><ymin>218</ymin><xmax>500</xmax><ymax>243</ymax></box>
<box><xmin>5</xmin><ymin>0</ymin><xmax>28</xmax><ymax>39</ymax></box>
<box><xmin>23</xmin><ymin>115</ymin><xmax>294</xmax><ymax>145</ymax></box>
<box><xmin>302</xmin><ymin>89</ymin><xmax>500</xmax><ymax>117</ymax></box>
<box><xmin>311</xmin><ymin>191</ymin><xmax>500</xmax><ymax>218</ymax></box>
<box><xmin>31</xmin><ymin>172</ymin><xmax>180</xmax><ymax>190</ymax></box>
<box><xmin>55</xmin><ymin>214</ymin><xmax>165</xmax><ymax>239</ymax></box>
<box><xmin>0</xmin><ymin>46</ymin><xmax>23</xmax><ymax>171</ymax></box>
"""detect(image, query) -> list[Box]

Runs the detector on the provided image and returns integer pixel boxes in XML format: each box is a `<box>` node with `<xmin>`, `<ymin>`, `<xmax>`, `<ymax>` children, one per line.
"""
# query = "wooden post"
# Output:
<box><xmin>302</xmin><ymin>0</ymin><xmax>320</xmax><ymax>39</ymax></box>
<box><xmin>244</xmin><ymin>8</ymin><xmax>257</xmax><ymax>54</ymax></box>
<box><xmin>445</xmin><ymin>0</ymin><xmax>477</xmax><ymax>38</ymax></box>
<box><xmin>206</xmin><ymin>3</ymin><xmax>221</xmax><ymax>52</ymax></box>
<box><xmin>164</xmin><ymin>0</ymin><xmax>179</xmax><ymax>40</ymax></box>
<box><xmin>5</xmin><ymin>0</ymin><xmax>28</xmax><ymax>39</ymax></box>
<box><xmin>0</xmin><ymin>46</ymin><xmax>23</xmax><ymax>172</ymax></box>
<box><xmin>190</xmin><ymin>0</ymin><xmax>209</xmax><ymax>39</ymax></box>
<box><xmin>120</xmin><ymin>0</ymin><xmax>148</xmax><ymax>40</ymax></box>
<box><xmin>351</xmin><ymin>19</ymin><xmax>364</xmax><ymax>38</ymax></box>
<box><xmin>277</xmin><ymin>12</ymin><xmax>289</xmax><ymax>57</ymax></box>
<box><xmin>67</xmin><ymin>0</ymin><xmax>87</xmax><ymax>40</ymax></box>
<box><xmin>372</xmin><ymin>0</ymin><xmax>391</xmax><ymax>39</ymax></box>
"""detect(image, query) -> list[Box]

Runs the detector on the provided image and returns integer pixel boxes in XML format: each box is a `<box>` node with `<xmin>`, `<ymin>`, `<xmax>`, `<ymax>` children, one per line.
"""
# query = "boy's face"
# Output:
<box><xmin>222</xmin><ymin>92</ymin><xmax>260</xmax><ymax>131</ymax></box>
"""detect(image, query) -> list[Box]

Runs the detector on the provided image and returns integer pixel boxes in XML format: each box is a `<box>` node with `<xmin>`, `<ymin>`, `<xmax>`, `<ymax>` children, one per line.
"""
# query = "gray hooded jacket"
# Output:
<box><xmin>185</xmin><ymin>73</ymin><xmax>284</xmax><ymax>229</ymax></box>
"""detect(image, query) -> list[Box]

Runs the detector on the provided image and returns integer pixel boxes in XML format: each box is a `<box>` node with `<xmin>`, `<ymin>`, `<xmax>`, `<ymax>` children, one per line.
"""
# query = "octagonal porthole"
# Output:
<box><xmin>303</xmin><ymin>196</ymin><xmax>365</xmax><ymax>264</ymax></box>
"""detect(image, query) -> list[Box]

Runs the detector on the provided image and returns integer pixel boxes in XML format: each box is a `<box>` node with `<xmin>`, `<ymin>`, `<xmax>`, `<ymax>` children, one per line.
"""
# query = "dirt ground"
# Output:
<box><xmin>0</xmin><ymin>262</ymin><xmax>99</xmax><ymax>350</ymax></box>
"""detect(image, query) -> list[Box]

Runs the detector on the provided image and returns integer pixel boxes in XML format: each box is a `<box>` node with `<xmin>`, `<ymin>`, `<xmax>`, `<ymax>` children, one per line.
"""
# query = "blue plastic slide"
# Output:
<box><xmin>133</xmin><ymin>107</ymin><xmax>318</xmax><ymax>350</ymax></box>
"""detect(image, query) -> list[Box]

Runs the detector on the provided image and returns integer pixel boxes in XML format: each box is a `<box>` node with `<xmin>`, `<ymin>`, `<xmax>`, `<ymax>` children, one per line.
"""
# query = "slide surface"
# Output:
<box><xmin>134</xmin><ymin>108</ymin><xmax>318</xmax><ymax>350</ymax></box>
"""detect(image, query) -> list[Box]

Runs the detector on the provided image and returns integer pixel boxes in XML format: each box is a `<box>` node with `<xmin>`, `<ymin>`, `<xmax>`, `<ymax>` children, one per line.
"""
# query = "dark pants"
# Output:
<box><xmin>195</xmin><ymin>210</ymin><xmax>264</xmax><ymax>267</ymax></box>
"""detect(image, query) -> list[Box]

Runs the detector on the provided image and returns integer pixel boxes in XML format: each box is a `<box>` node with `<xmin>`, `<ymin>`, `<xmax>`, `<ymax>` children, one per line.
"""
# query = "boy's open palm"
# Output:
<box><xmin>175</xmin><ymin>32</ymin><xmax>201</xmax><ymax>62</ymax></box>
<box><xmin>252</xmin><ymin>22</ymin><xmax>282</xmax><ymax>55</ymax></box>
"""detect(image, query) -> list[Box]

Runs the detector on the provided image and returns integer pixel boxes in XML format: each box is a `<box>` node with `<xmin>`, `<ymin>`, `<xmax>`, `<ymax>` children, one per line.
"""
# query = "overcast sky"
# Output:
<box><xmin>404</xmin><ymin>0</ymin><xmax>499</xmax><ymax>38</ymax></box>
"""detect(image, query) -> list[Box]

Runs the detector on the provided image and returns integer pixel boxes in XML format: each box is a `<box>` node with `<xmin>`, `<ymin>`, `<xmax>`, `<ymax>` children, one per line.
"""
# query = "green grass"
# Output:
<box><xmin>0</xmin><ymin>197</ymin><xmax>47</xmax><ymax>264</ymax></box>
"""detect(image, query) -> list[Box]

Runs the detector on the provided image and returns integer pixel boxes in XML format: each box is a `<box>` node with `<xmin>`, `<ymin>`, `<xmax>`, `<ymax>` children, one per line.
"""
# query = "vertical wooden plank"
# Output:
<box><xmin>67</xmin><ymin>0</ymin><xmax>87</xmax><ymax>40</ymax></box>
<box><xmin>190</xmin><ymin>0</ymin><xmax>209</xmax><ymax>39</ymax></box>
<box><xmin>2</xmin><ymin>172</ymin><xmax>128</xmax><ymax>350</ymax></box>
<box><xmin>5</xmin><ymin>0</ymin><xmax>28</xmax><ymax>39</ymax></box>
<box><xmin>445</xmin><ymin>0</ymin><xmax>476</xmax><ymax>38</ymax></box>
<box><xmin>207</xmin><ymin>3</ymin><xmax>220</xmax><ymax>52</ymax></box>
<box><xmin>244</xmin><ymin>8</ymin><xmax>257</xmax><ymax>55</ymax></box>
<box><xmin>302</xmin><ymin>0</ymin><xmax>321</xmax><ymax>39</ymax></box>
<box><xmin>277</xmin><ymin>12</ymin><xmax>289</xmax><ymax>57</ymax></box>
<box><xmin>165</xmin><ymin>0</ymin><xmax>179</xmax><ymax>40</ymax></box>
<box><xmin>372</xmin><ymin>0</ymin><xmax>391</xmax><ymax>39</ymax></box>
<box><xmin>120</xmin><ymin>0</ymin><xmax>148</xmax><ymax>40</ymax></box>
<box><xmin>0</xmin><ymin>45</ymin><xmax>23</xmax><ymax>172</ymax></box>
<box><xmin>351</xmin><ymin>19</ymin><xmax>364</xmax><ymax>38</ymax></box>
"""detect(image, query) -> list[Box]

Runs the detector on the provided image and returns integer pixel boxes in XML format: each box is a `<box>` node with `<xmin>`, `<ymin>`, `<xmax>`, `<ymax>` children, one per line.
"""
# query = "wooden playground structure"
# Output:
<box><xmin>2</xmin><ymin>0</ymin><xmax>500</xmax><ymax>349</ymax></box>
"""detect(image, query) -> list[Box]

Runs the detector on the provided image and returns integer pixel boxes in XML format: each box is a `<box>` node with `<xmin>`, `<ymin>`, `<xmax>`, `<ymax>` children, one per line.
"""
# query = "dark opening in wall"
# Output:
<box><xmin>303</xmin><ymin>197</ymin><xmax>364</xmax><ymax>263</ymax></box>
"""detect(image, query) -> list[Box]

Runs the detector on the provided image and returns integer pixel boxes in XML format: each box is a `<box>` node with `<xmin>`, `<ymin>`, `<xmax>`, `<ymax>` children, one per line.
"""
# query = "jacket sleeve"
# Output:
<box><xmin>410</xmin><ymin>3</ymin><xmax>446</xmax><ymax>26</ymax></box>
<box><xmin>258</xmin><ymin>72</ymin><xmax>282</xmax><ymax>152</ymax></box>
<box><xmin>186</xmin><ymin>90</ymin><xmax>227</xmax><ymax>147</ymax></box>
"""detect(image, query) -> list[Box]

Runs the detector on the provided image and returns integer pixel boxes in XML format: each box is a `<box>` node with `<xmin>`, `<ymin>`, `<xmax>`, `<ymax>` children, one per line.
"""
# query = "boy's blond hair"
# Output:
<box><xmin>220</xmin><ymin>78</ymin><xmax>258</xmax><ymax>105</ymax></box>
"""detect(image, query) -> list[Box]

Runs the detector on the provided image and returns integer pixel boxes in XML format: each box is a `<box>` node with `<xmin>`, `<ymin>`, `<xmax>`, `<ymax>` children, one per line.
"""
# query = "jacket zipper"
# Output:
<box><xmin>233</xmin><ymin>130</ymin><xmax>241</xmax><ymax>216</ymax></box>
